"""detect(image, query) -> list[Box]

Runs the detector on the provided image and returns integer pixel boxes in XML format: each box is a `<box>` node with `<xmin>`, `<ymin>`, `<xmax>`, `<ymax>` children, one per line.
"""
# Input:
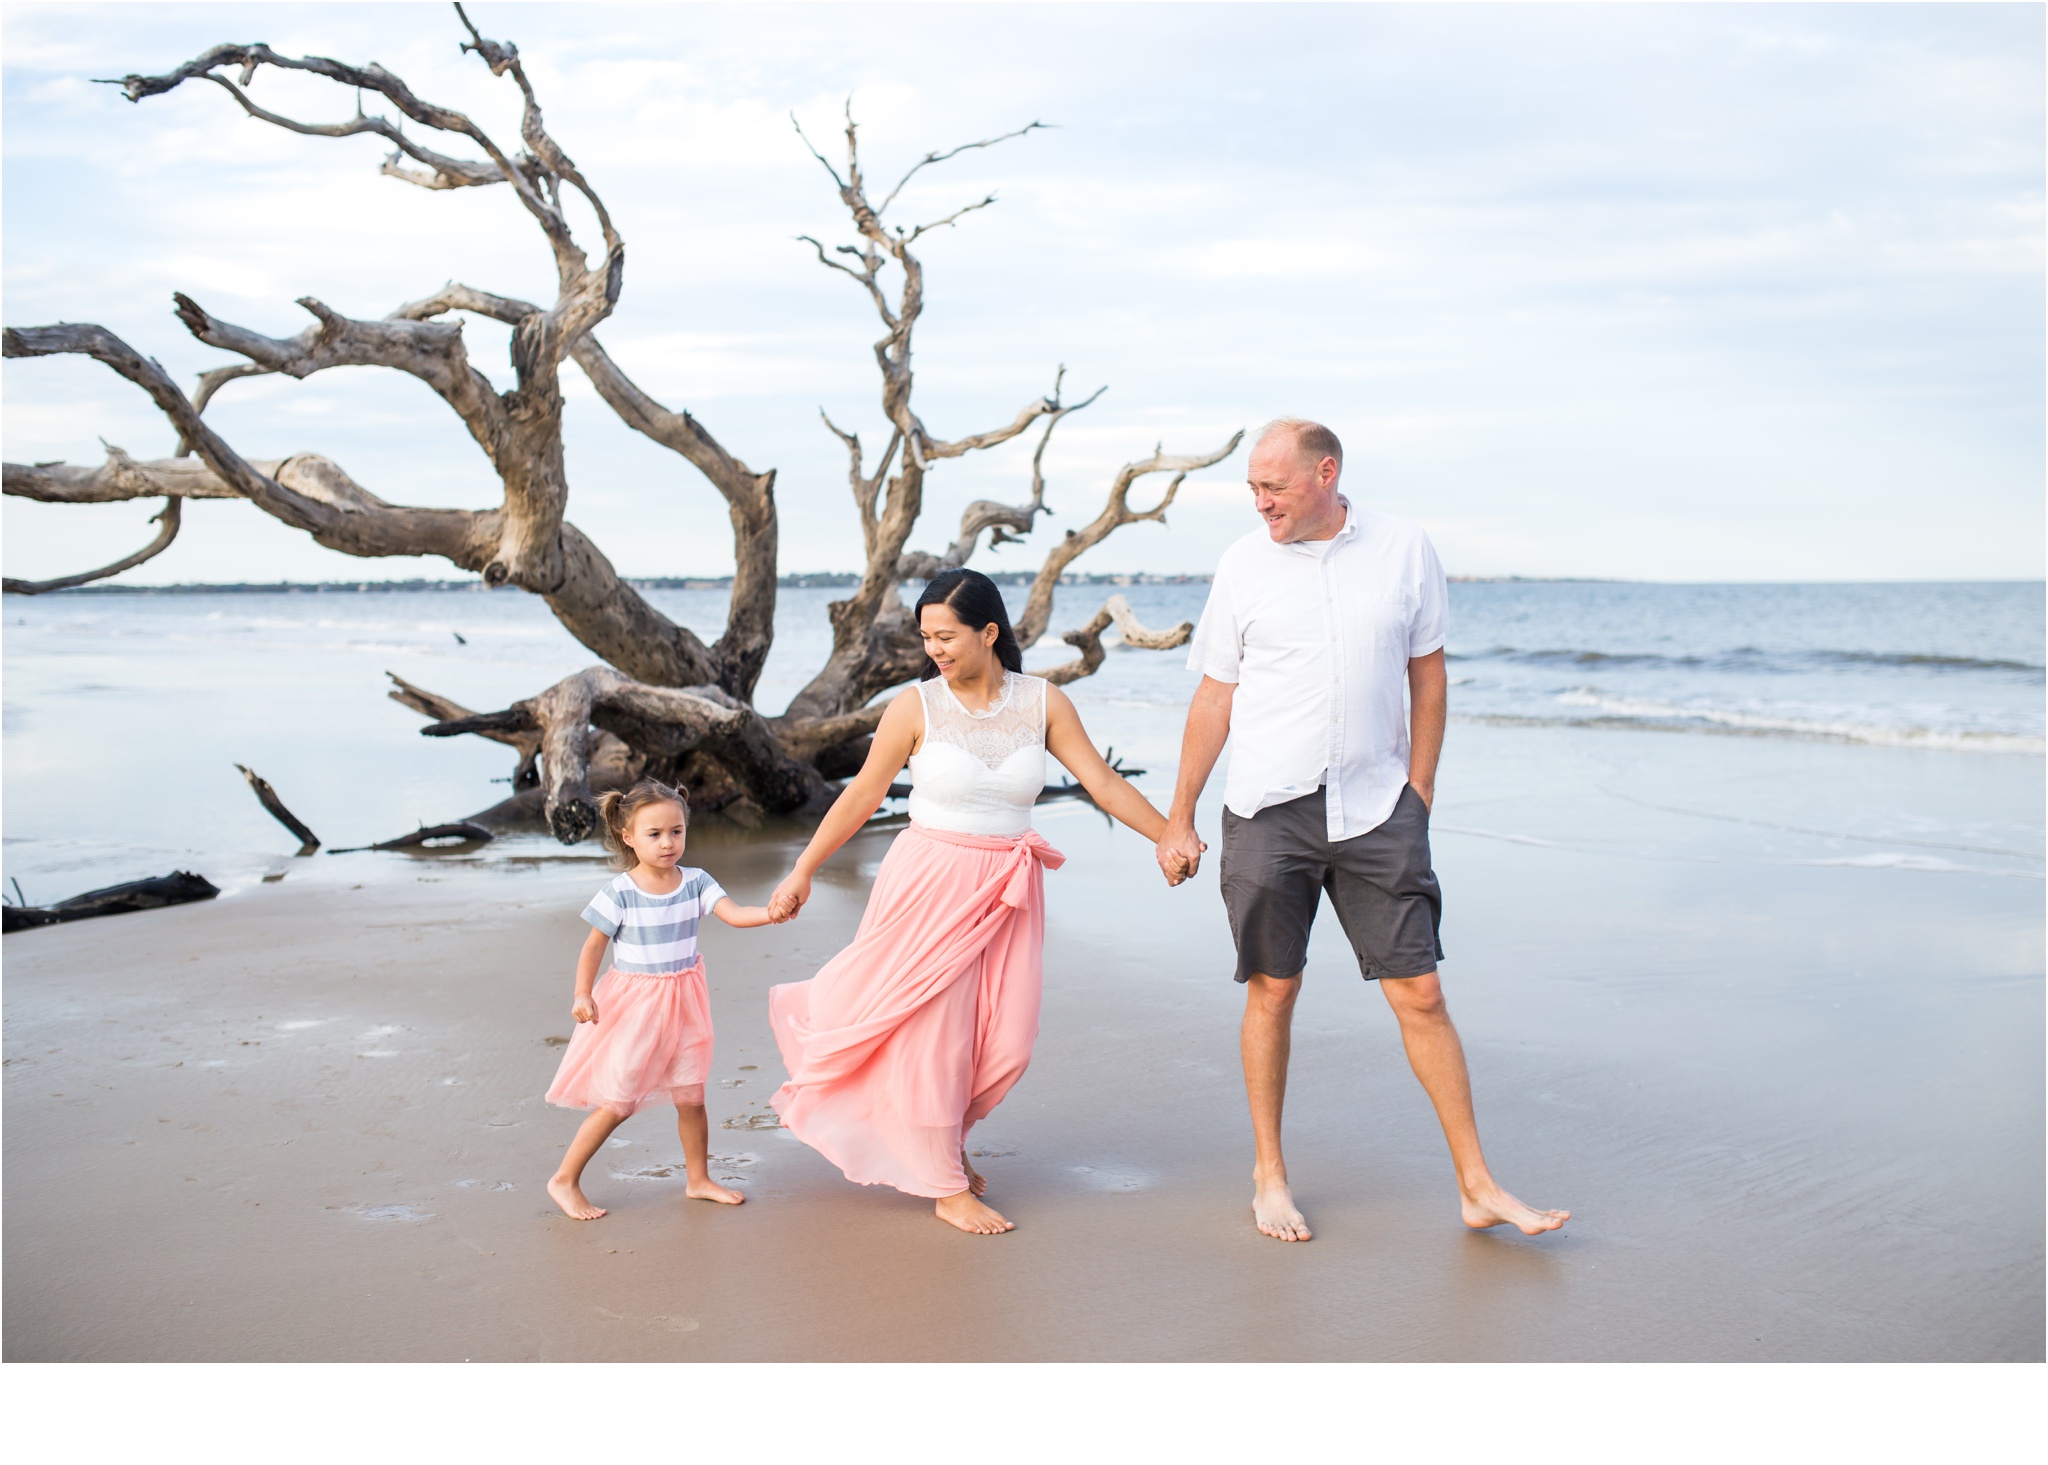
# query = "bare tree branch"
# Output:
<box><xmin>903</xmin><ymin>194</ymin><xmax>997</xmax><ymax>243</ymax></box>
<box><xmin>4</xmin><ymin>497</ymin><xmax>181</xmax><ymax>595</ymax></box>
<box><xmin>5</xmin><ymin>323</ymin><xmax>357</xmax><ymax>538</ymax></box>
<box><xmin>392</xmin><ymin>281</ymin><xmax>539</xmax><ymax>326</ymax></box>
<box><xmin>896</xmin><ymin>373</ymin><xmax>1104</xmax><ymax>579</ymax></box>
<box><xmin>4</xmin><ymin>444</ymin><xmax>246</xmax><ymax>502</ymax></box>
<box><xmin>171</xmin><ymin>291</ymin><xmax>511</xmax><ymax>454</ymax></box>
<box><xmin>190</xmin><ymin>71</ymin><xmax>503</xmax><ymax>190</ymax></box>
<box><xmin>797</xmin><ymin>234</ymin><xmax>895</xmax><ymax>324</ymax></box>
<box><xmin>1015</xmin><ymin>430</ymin><xmax>1244</xmax><ymax>649</ymax></box>
<box><xmin>1035</xmin><ymin>594</ymin><xmax>1197</xmax><ymax>686</ymax></box>
<box><xmin>875</xmin><ymin>121</ymin><xmax>1049</xmax><ymax>218</ymax></box>
<box><xmin>191</xmin><ymin>362</ymin><xmax>274</xmax><ymax>417</ymax></box>
<box><xmin>919</xmin><ymin>385</ymin><xmax>1074</xmax><ymax>461</ymax></box>
<box><xmin>105</xmin><ymin>15</ymin><xmax>619</xmax><ymax>285</ymax></box>
<box><xmin>567</xmin><ymin>334</ymin><xmax>782</xmax><ymax>698</ymax></box>
<box><xmin>234</xmin><ymin>762</ymin><xmax>321</xmax><ymax>855</ymax></box>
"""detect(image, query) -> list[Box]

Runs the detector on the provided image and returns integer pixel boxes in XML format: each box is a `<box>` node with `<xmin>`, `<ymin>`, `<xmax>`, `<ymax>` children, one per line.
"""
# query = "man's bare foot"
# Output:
<box><xmin>935</xmin><ymin>1190</ymin><xmax>1014</xmax><ymax>1234</ymax></box>
<box><xmin>547</xmin><ymin>1176</ymin><xmax>606</xmax><ymax>1220</ymax></box>
<box><xmin>685</xmin><ymin>1178</ymin><xmax>746</xmax><ymax>1205</ymax></box>
<box><xmin>1253</xmin><ymin>1177</ymin><xmax>1311</xmax><ymax>1241</ymax></box>
<box><xmin>1461</xmin><ymin>1184</ymin><xmax>1569</xmax><ymax>1236</ymax></box>
<box><xmin>961</xmin><ymin>1150</ymin><xmax>988</xmax><ymax>1198</ymax></box>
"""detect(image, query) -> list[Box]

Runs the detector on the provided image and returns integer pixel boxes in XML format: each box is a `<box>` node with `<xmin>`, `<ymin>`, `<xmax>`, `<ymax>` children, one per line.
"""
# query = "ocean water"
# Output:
<box><xmin>2</xmin><ymin>580</ymin><xmax>2040</xmax><ymax>900</ymax></box>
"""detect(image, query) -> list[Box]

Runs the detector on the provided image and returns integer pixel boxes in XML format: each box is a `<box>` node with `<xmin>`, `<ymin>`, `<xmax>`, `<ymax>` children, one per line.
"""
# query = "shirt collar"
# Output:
<box><xmin>1281</xmin><ymin>495</ymin><xmax>1355</xmax><ymax>554</ymax></box>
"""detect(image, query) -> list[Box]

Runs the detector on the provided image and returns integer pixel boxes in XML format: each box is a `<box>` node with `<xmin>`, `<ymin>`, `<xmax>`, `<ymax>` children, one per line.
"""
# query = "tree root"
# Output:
<box><xmin>330</xmin><ymin>822</ymin><xmax>494</xmax><ymax>854</ymax></box>
<box><xmin>234</xmin><ymin>763</ymin><xmax>320</xmax><ymax>855</ymax></box>
<box><xmin>3</xmin><ymin>871</ymin><xmax>220</xmax><ymax>933</ymax></box>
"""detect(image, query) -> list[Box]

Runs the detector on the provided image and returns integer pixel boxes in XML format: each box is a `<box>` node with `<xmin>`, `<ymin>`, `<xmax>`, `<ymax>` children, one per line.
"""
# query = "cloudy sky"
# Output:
<box><xmin>4</xmin><ymin>1</ymin><xmax>2042</xmax><ymax>584</ymax></box>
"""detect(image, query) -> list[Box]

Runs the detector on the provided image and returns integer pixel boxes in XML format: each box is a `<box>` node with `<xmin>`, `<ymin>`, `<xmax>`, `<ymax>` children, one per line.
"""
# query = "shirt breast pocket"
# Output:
<box><xmin>1353</xmin><ymin>591</ymin><xmax>1418</xmax><ymax>650</ymax></box>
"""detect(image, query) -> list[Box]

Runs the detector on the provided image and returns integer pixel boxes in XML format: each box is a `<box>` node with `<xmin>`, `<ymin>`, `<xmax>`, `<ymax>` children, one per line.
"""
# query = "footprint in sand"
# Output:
<box><xmin>341</xmin><ymin>1202</ymin><xmax>436</xmax><ymax>1222</ymax></box>
<box><xmin>721</xmin><ymin>1113</ymin><xmax>782</xmax><ymax>1130</ymax></box>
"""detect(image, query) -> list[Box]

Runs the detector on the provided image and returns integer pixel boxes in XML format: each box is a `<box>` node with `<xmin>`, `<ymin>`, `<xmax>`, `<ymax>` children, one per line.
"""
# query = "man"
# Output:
<box><xmin>1156</xmin><ymin>418</ymin><xmax>1569</xmax><ymax>1243</ymax></box>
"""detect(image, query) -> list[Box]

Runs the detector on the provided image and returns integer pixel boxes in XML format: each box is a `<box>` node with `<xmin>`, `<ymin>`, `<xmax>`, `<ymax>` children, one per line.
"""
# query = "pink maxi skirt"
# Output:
<box><xmin>769</xmin><ymin>823</ymin><xmax>1065</xmax><ymax>1198</ymax></box>
<box><xmin>545</xmin><ymin>959</ymin><xmax>712</xmax><ymax>1116</ymax></box>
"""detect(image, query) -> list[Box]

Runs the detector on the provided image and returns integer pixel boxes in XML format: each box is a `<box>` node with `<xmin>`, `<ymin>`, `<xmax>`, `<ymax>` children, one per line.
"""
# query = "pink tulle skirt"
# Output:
<box><xmin>545</xmin><ymin>959</ymin><xmax>712</xmax><ymax>1116</ymax></box>
<box><xmin>769</xmin><ymin>823</ymin><xmax>1064</xmax><ymax>1198</ymax></box>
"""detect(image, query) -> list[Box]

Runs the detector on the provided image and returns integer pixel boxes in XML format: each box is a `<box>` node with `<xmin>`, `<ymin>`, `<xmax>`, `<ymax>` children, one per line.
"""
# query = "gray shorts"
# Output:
<box><xmin>1219</xmin><ymin>785</ymin><xmax>1444</xmax><ymax>983</ymax></box>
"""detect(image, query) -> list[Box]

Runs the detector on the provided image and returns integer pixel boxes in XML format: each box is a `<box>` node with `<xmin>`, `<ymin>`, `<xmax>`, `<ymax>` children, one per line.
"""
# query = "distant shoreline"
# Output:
<box><xmin>33</xmin><ymin>572</ymin><xmax>1624</xmax><ymax>595</ymax></box>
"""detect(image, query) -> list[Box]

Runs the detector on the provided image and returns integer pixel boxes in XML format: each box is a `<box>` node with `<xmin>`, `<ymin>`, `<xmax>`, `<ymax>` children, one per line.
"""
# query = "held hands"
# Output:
<box><xmin>1155</xmin><ymin>819</ymin><xmax>1208</xmax><ymax>887</ymax></box>
<box><xmin>766</xmin><ymin>870</ymin><xmax>812</xmax><ymax>924</ymax></box>
<box><xmin>571</xmin><ymin>994</ymin><xmax>599</xmax><ymax>1024</ymax></box>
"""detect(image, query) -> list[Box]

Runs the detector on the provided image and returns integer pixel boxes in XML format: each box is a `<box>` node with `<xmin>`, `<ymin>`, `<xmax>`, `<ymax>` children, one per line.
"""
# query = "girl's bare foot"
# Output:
<box><xmin>935</xmin><ymin>1190</ymin><xmax>1014</xmax><ymax>1234</ymax></box>
<box><xmin>547</xmin><ymin>1176</ymin><xmax>607</xmax><ymax>1220</ymax></box>
<box><xmin>1461</xmin><ymin>1184</ymin><xmax>1569</xmax><ymax>1235</ymax></box>
<box><xmin>961</xmin><ymin>1150</ymin><xmax>988</xmax><ymax>1197</ymax></box>
<box><xmin>685</xmin><ymin>1178</ymin><xmax>746</xmax><ymax>1205</ymax></box>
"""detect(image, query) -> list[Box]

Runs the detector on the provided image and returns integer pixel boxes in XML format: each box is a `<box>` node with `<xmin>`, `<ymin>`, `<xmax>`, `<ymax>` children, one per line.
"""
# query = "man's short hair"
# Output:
<box><xmin>1256</xmin><ymin>417</ymin><xmax>1343</xmax><ymax>473</ymax></box>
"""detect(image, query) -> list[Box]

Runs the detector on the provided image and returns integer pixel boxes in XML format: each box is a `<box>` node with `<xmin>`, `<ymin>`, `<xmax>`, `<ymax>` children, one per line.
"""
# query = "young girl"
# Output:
<box><xmin>545</xmin><ymin>778</ymin><xmax>778</xmax><ymax>1221</ymax></box>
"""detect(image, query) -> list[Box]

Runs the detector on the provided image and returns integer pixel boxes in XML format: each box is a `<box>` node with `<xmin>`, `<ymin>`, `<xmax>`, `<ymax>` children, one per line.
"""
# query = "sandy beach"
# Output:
<box><xmin>6</xmin><ymin>722</ymin><xmax>2039</xmax><ymax>1362</ymax></box>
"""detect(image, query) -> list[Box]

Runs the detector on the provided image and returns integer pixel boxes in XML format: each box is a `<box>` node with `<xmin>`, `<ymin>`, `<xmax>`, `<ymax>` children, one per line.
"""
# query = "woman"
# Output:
<box><xmin>765</xmin><ymin>569</ymin><xmax>1175</xmax><ymax>1235</ymax></box>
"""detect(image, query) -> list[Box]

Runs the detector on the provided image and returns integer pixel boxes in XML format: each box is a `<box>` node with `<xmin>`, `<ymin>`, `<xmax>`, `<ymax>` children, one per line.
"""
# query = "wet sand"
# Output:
<box><xmin>4</xmin><ymin>724</ymin><xmax>2041</xmax><ymax>1361</ymax></box>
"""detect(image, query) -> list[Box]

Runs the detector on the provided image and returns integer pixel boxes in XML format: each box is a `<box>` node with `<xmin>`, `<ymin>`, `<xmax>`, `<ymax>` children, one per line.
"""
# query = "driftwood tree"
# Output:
<box><xmin>3</xmin><ymin>7</ymin><xmax>1238</xmax><ymax>842</ymax></box>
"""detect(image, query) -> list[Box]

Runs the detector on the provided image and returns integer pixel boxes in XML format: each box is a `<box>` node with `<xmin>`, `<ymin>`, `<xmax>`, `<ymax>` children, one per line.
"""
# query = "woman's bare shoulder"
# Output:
<box><xmin>1042</xmin><ymin>680</ymin><xmax>1084</xmax><ymax>731</ymax></box>
<box><xmin>877</xmin><ymin>683</ymin><xmax>927</xmax><ymax>737</ymax></box>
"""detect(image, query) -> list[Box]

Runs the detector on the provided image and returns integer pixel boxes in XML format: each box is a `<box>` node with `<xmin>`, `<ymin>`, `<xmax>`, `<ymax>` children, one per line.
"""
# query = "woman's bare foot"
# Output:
<box><xmin>935</xmin><ymin>1190</ymin><xmax>1014</xmax><ymax>1234</ymax></box>
<box><xmin>547</xmin><ymin>1176</ymin><xmax>606</xmax><ymax>1220</ymax></box>
<box><xmin>961</xmin><ymin>1150</ymin><xmax>988</xmax><ymax>1197</ymax></box>
<box><xmin>1253</xmin><ymin>1176</ymin><xmax>1312</xmax><ymax>1241</ymax></box>
<box><xmin>685</xmin><ymin>1178</ymin><xmax>746</xmax><ymax>1205</ymax></box>
<box><xmin>1461</xmin><ymin>1184</ymin><xmax>1569</xmax><ymax>1235</ymax></box>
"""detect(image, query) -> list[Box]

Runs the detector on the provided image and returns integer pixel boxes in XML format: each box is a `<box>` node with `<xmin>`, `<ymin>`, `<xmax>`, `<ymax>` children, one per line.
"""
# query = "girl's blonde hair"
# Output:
<box><xmin>595</xmin><ymin>779</ymin><xmax>689</xmax><ymax>870</ymax></box>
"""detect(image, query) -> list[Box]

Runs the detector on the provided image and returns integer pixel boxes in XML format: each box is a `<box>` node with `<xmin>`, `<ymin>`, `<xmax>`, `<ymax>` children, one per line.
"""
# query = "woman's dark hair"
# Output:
<box><xmin>914</xmin><ymin>568</ymin><xmax>1024</xmax><ymax>680</ymax></box>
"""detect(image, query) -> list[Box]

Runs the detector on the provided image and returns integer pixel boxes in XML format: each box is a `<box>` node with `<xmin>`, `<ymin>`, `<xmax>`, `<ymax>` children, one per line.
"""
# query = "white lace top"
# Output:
<box><xmin>905</xmin><ymin>672</ymin><xmax>1048</xmax><ymax>837</ymax></box>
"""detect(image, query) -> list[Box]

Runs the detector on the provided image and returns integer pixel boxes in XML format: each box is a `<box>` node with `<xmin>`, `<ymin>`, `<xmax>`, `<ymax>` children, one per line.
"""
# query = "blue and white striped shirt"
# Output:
<box><xmin>581</xmin><ymin>868</ymin><xmax>728</xmax><ymax>974</ymax></box>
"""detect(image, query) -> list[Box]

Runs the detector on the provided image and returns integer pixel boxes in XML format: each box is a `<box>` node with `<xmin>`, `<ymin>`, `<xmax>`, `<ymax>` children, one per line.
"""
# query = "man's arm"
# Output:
<box><xmin>1407</xmin><ymin>648</ymin><xmax>1446</xmax><ymax>808</ymax></box>
<box><xmin>1158</xmin><ymin>675</ymin><xmax>1235</xmax><ymax>882</ymax></box>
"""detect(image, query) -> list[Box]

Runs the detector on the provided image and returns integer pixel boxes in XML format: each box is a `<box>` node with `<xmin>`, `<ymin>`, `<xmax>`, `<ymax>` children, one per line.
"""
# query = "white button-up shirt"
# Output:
<box><xmin>1186</xmin><ymin>498</ymin><xmax>1448</xmax><ymax>841</ymax></box>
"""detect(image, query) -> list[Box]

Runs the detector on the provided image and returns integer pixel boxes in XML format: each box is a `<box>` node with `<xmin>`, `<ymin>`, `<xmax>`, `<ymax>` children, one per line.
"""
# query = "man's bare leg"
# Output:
<box><xmin>1380</xmin><ymin>971</ymin><xmax>1569</xmax><ymax>1235</ymax></box>
<box><xmin>1242</xmin><ymin>972</ymin><xmax>1312</xmax><ymax>1240</ymax></box>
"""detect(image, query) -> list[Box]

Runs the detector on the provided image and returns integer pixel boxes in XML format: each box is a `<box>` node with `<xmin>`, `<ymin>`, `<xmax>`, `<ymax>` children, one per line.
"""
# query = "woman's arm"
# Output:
<box><xmin>1043</xmin><ymin>685</ymin><xmax>1173</xmax><ymax>851</ymax></box>
<box><xmin>571</xmin><ymin>927</ymin><xmax>609</xmax><ymax>1023</ymax></box>
<box><xmin>767</xmin><ymin>689</ymin><xmax>924</xmax><ymax>920</ymax></box>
